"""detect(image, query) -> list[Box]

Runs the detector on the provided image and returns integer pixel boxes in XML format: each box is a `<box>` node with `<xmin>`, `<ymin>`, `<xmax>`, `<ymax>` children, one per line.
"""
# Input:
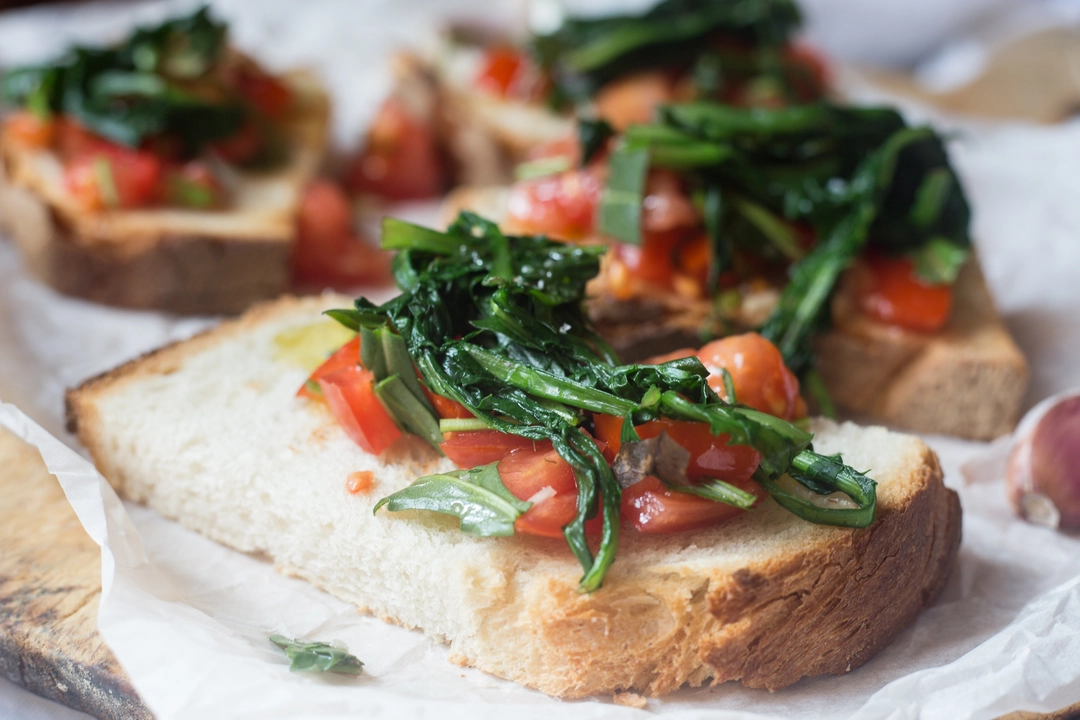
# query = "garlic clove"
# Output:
<box><xmin>1005</xmin><ymin>394</ymin><xmax>1080</xmax><ymax>530</ymax></box>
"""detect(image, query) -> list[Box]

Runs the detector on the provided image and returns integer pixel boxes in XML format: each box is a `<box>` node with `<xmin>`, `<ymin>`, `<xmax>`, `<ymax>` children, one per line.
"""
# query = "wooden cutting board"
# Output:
<box><xmin>0</xmin><ymin>427</ymin><xmax>150</xmax><ymax>719</ymax></box>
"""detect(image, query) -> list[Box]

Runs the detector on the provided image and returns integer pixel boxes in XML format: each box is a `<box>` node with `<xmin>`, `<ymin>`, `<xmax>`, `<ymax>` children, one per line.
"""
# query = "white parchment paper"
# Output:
<box><xmin>1</xmin><ymin>1</ymin><xmax>1079</xmax><ymax>718</ymax></box>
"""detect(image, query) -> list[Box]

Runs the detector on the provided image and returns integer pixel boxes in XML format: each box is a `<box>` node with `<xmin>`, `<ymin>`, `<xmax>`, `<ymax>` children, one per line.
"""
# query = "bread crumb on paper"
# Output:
<box><xmin>613</xmin><ymin>692</ymin><xmax>648</xmax><ymax>709</ymax></box>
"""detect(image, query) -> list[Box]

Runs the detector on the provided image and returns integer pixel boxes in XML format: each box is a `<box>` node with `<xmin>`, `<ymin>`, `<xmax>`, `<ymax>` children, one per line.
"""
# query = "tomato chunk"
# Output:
<box><xmin>594</xmin><ymin>71</ymin><xmax>674</xmax><ymax>130</ymax></box>
<box><xmin>162</xmin><ymin>161</ymin><xmax>224</xmax><ymax>209</ymax></box>
<box><xmin>499</xmin><ymin>444</ymin><xmax>577</xmax><ymax>500</ymax></box>
<box><xmin>318</xmin><ymin>366</ymin><xmax>402</xmax><ymax>455</ymax></box>
<box><xmin>4</xmin><ymin>111</ymin><xmax>54</xmax><ymax>148</ymax></box>
<box><xmin>210</xmin><ymin>122</ymin><xmax>265</xmax><ymax>165</ymax></box>
<box><xmin>858</xmin><ymin>255</ymin><xmax>953</xmax><ymax>332</ymax></box>
<box><xmin>292</xmin><ymin>180</ymin><xmax>392</xmax><ymax>289</ymax></box>
<box><xmin>505</xmin><ymin>166</ymin><xmax>603</xmax><ymax>240</ymax></box>
<box><xmin>622</xmin><ymin>476</ymin><xmax>764</xmax><ymax>533</ymax></box>
<box><xmin>440</xmin><ymin>430</ymin><xmax>539</xmax><ymax>469</ymax></box>
<box><xmin>347</xmin><ymin>96</ymin><xmax>445</xmax><ymax>201</ymax></box>
<box><xmin>64</xmin><ymin>145</ymin><xmax>162</xmax><ymax>211</ymax></box>
<box><xmin>475</xmin><ymin>46</ymin><xmax>526</xmax><ymax>98</ymax></box>
<box><xmin>697</xmin><ymin>333</ymin><xmax>804</xmax><ymax>420</ymax></box>
<box><xmin>297</xmin><ymin>336</ymin><xmax>361</xmax><ymax>400</ymax></box>
<box><xmin>422</xmin><ymin>387</ymin><xmax>473</xmax><ymax>419</ymax></box>
<box><xmin>232</xmin><ymin>63</ymin><xmax>293</xmax><ymax>119</ymax></box>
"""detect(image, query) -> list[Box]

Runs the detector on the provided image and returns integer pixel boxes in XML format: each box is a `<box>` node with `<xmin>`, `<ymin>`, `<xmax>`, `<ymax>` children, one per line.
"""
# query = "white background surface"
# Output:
<box><xmin>2</xmin><ymin>1</ymin><xmax>1080</xmax><ymax>718</ymax></box>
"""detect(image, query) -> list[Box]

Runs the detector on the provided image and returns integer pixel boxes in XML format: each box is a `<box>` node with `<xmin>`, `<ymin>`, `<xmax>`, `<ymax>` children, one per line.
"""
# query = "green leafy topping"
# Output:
<box><xmin>269</xmin><ymin>635</ymin><xmax>364</xmax><ymax>675</ymax></box>
<box><xmin>533</xmin><ymin>0</ymin><xmax>802</xmax><ymax>105</ymax></box>
<box><xmin>755</xmin><ymin>451</ymin><xmax>876</xmax><ymax>527</ymax></box>
<box><xmin>578</xmin><ymin>117</ymin><xmax>615</xmax><ymax>165</ymax></box>
<box><xmin>374</xmin><ymin>463</ymin><xmax>530</xmax><ymax>536</ymax></box>
<box><xmin>908</xmin><ymin>237</ymin><xmax>969</xmax><ymax>285</ymax></box>
<box><xmin>360</xmin><ymin>323</ymin><xmax>442</xmax><ymax>449</ymax></box>
<box><xmin>330</xmin><ymin>211</ymin><xmax>878</xmax><ymax>591</ymax></box>
<box><xmin>598</xmin><ymin>147</ymin><xmax>650</xmax><ymax>244</ymax></box>
<box><xmin>673</xmin><ymin>478</ymin><xmax>757</xmax><ymax>509</ymax></box>
<box><xmin>0</xmin><ymin>7</ymin><xmax>249</xmax><ymax>153</ymax></box>
<box><xmin>599</xmin><ymin>101</ymin><xmax>970</xmax><ymax>375</ymax></box>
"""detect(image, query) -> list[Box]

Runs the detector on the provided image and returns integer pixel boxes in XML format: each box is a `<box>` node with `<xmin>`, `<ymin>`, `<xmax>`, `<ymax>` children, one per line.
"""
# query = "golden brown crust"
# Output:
<box><xmin>453</xmin><ymin>443</ymin><xmax>959</xmax><ymax>699</ymax></box>
<box><xmin>0</xmin><ymin>71</ymin><xmax>328</xmax><ymax>314</ymax></box>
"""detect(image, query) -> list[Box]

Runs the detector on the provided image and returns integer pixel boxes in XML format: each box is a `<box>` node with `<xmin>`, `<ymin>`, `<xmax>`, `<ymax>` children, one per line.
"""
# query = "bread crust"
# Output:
<box><xmin>67</xmin><ymin>295</ymin><xmax>961</xmax><ymax>699</ymax></box>
<box><xmin>0</xmin><ymin>71</ymin><xmax>329</xmax><ymax>315</ymax></box>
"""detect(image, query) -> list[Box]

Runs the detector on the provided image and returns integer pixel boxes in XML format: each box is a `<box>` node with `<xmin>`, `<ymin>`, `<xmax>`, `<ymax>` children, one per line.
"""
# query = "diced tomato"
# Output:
<box><xmin>676</xmin><ymin>235</ymin><xmax>711</xmax><ymax>289</ymax></box>
<box><xmin>55</xmin><ymin>120</ymin><xmax>114</xmax><ymax>160</ymax></box>
<box><xmin>297</xmin><ymin>336</ymin><xmax>360</xmax><ymax>400</ymax></box>
<box><xmin>292</xmin><ymin>180</ymin><xmax>392</xmax><ymax>289</ymax></box>
<box><xmin>697</xmin><ymin>333</ymin><xmax>804</xmax><ymax>420</ymax></box>
<box><xmin>439</xmin><ymin>430</ymin><xmax>539</xmax><ymax>469</ymax></box>
<box><xmin>642</xmin><ymin>171</ymin><xmax>698</xmax><ymax>233</ymax></box>
<box><xmin>346</xmin><ymin>470</ymin><xmax>375</xmax><ymax>494</ymax></box>
<box><xmin>162</xmin><ymin>161</ymin><xmax>224</xmax><ymax>208</ymax></box>
<box><xmin>784</xmin><ymin>42</ymin><xmax>830</xmax><ymax>101</ymax></box>
<box><xmin>498</xmin><ymin>442</ymin><xmax>606</xmax><ymax>538</ymax></box>
<box><xmin>475</xmin><ymin>46</ymin><xmax>527</xmax><ymax>98</ymax></box>
<box><xmin>857</xmin><ymin>255</ymin><xmax>953</xmax><ymax>333</ymax></box>
<box><xmin>232</xmin><ymin>64</ymin><xmax>293</xmax><ymax>119</ymax></box>
<box><xmin>499</xmin><ymin>444</ymin><xmax>578</xmax><ymax>500</ymax></box>
<box><xmin>614</xmin><ymin>228</ymin><xmax>684</xmax><ymax>287</ymax></box>
<box><xmin>63</xmin><ymin>146</ymin><xmax>162</xmax><ymax>211</ymax></box>
<box><xmin>210</xmin><ymin>122</ymin><xmax>264</xmax><ymax>165</ymax></box>
<box><xmin>621</xmin><ymin>475</ymin><xmax>764</xmax><ymax>533</ymax></box>
<box><xmin>505</xmin><ymin>166</ymin><xmax>603</xmax><ymax>240</ymax></box>
<box><xmin>422</xmin><ymin>387</ymin><xmax>473</xmax><ymax>419</ymax></box>
<box><xmin>4</xmin><ymin>111</ymin><xmax>54</xmax><ymax>148</ymax></box>
<box><xmin>346</xmin><ymin>96</ymin><xmax>445</xmax><ymax>201</ymax></box>
<box><xmin>594</xmin><ymin>71</ymin><xmax>674</xmax><ymax>130</ymax></box>
<box><xmin>513</xmin><ymin>493</ymin><xmax>580</xmax><ymax>538</ymax></box>
<box><xmin>318</xmin><ymin>365</ymin><xmax>402</xmax><ymax>455</ymax></box>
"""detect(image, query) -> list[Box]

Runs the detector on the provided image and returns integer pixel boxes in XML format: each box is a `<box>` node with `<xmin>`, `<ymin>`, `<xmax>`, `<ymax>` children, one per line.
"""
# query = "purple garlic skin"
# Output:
<box><xmin>1006</xmin><ymin>395</ymin><xmax>1080</xmax><ymax>530</ymax></box>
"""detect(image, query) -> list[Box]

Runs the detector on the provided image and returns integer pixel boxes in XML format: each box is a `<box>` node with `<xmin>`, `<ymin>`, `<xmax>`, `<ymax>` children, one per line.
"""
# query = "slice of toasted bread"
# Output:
<box><xmin>66</xmin><ymin>294</ymin><xmax>960</xmax><ymax>699</ymax></box>
<box><xmin>0</xmin><ymin>70</ymin><xmax>329</xmax><ymax>315</ymax></box>
<box><xmin>441</xmin><ymin>185</ymin><xmax>1029</xmax><ymax>440</ymax></box>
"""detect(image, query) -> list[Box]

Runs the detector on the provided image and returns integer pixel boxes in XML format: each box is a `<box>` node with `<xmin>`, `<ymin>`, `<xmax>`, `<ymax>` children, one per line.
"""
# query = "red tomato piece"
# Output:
<box><xmin>162</xmin><ymin>161</ymin><xmax>224</xmax><ymax>208</ymax></box>
<box><xmin>4</xmin><ymin>111</ymin><xmax>54</xmax><ymax>148</ymax></box>
<box><xmin>64</xmin><ymin>146</ymin><xmax>162</xmax><ymax>210</ymax></box>
<box><xmin>318</xmin><ymin>365</ymin><xmax>402</xmax><ymax>455</ymax></box>
<box><xmin>291</xmin><ymin>180</ymin><xmax>393</xmax><ymax>289</ymax></box>
<box><xmin>475</xmin><ymin>46</ymin><xmax>526</xmax><ymax>98</ymax></box>
<box><xmin>346</xmin><ymin>96</ymin><xmax>445</xmax><ymax>201</ymax></box>
<box><xmin>440</xmin><ymin>430</ymin><xmax>540</xmax><ymax>469</ymax></box>
<box><xmin>513</xmin><ymin>493</ymin><xmax>579</xmax><ymax>538</ymax></box>
<box><xmin>422</xmin><ymin>387</ymin><xmax>473</xmax><ymax>419</ymax></box>
<box><xmin>621</xmin><ymin>475</ymin><xmax>763</xmax><ymax>533</ymax></box>
<box><xmin>55</xmin><ymin>119</ymin><xmax>114</xmax><ymax>160</ymax></box>
<box><xmin>594</xmin><ymin>71</ymin><xmax>674</xmax><ymax>130</ymax></box>
<box><xmin>784</xmin><ymin>42</ymin><xmax>831</xmax><ymax>101</ymax></box>
<box><xmin>642</xmin><ymin>171</ymin><xmax>698</xmax><ymax>233</ymax></box>
<box><xmin>297</xmin><ymin>336</ymin><xmax>361</xmax><ymax>400</ymax></box>
<box><xmin>858</xmin><ymin>255</ymin><xmax>953</xmax><ymax>333</ymax></box>
<box><xmin>210</xmin><ymin>122</ymin><xmax>264</xmax><ymax>165</ymax></box>
<box><xmin>614</xmin><ymin>228</ymin><xmax>684</xmax><ymax>288</ymax></box>
<box><xmin>232</xmin><ymin>64</ymin><xmax>293</xmax><ymax>119</ymax></box>
<box><xmin>697</xmin><ymin>333</ymin><xmax>804</xmax><ymax>420</ymax></box>
<box><xmin>505</xmin><ymin>166</ymin><xmax>603</xmax><ymax>240</ymax></box>
<box><xmin>499</xmin><ymin>444</ymin><xmax>578</xmax><ymax>500</ymax></box>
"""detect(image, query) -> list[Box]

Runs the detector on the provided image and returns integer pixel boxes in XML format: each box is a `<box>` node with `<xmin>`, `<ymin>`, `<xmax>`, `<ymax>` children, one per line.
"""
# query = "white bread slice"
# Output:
<box><xmin>0</xmin><ymin>70</ymin><xmax>329</xmax><ymax>315</ymax></box>
<box><xmin>66</xmin><ymin>294</ymin><xmax>960</xmax><ymax>699</ymax></box>
<box><xmin>441</xmin><ymin>185</ymin><xmax>1029</xmax><ymax>440</ymax></box>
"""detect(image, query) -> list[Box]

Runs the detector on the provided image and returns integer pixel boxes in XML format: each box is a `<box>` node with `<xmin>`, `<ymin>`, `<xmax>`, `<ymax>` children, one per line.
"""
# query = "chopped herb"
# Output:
<box><xmin>269</xmin><ymin>635</ymin><xmax>363</xmax><ymax>675</ymax></box>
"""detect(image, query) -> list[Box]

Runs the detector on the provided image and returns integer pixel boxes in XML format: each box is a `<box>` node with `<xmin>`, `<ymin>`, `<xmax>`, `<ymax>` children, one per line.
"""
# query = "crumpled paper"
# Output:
<box><xmin>1</xmin><ymin>0</ymin><xmax>1080</xmax><ymax>717</ymax></box>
